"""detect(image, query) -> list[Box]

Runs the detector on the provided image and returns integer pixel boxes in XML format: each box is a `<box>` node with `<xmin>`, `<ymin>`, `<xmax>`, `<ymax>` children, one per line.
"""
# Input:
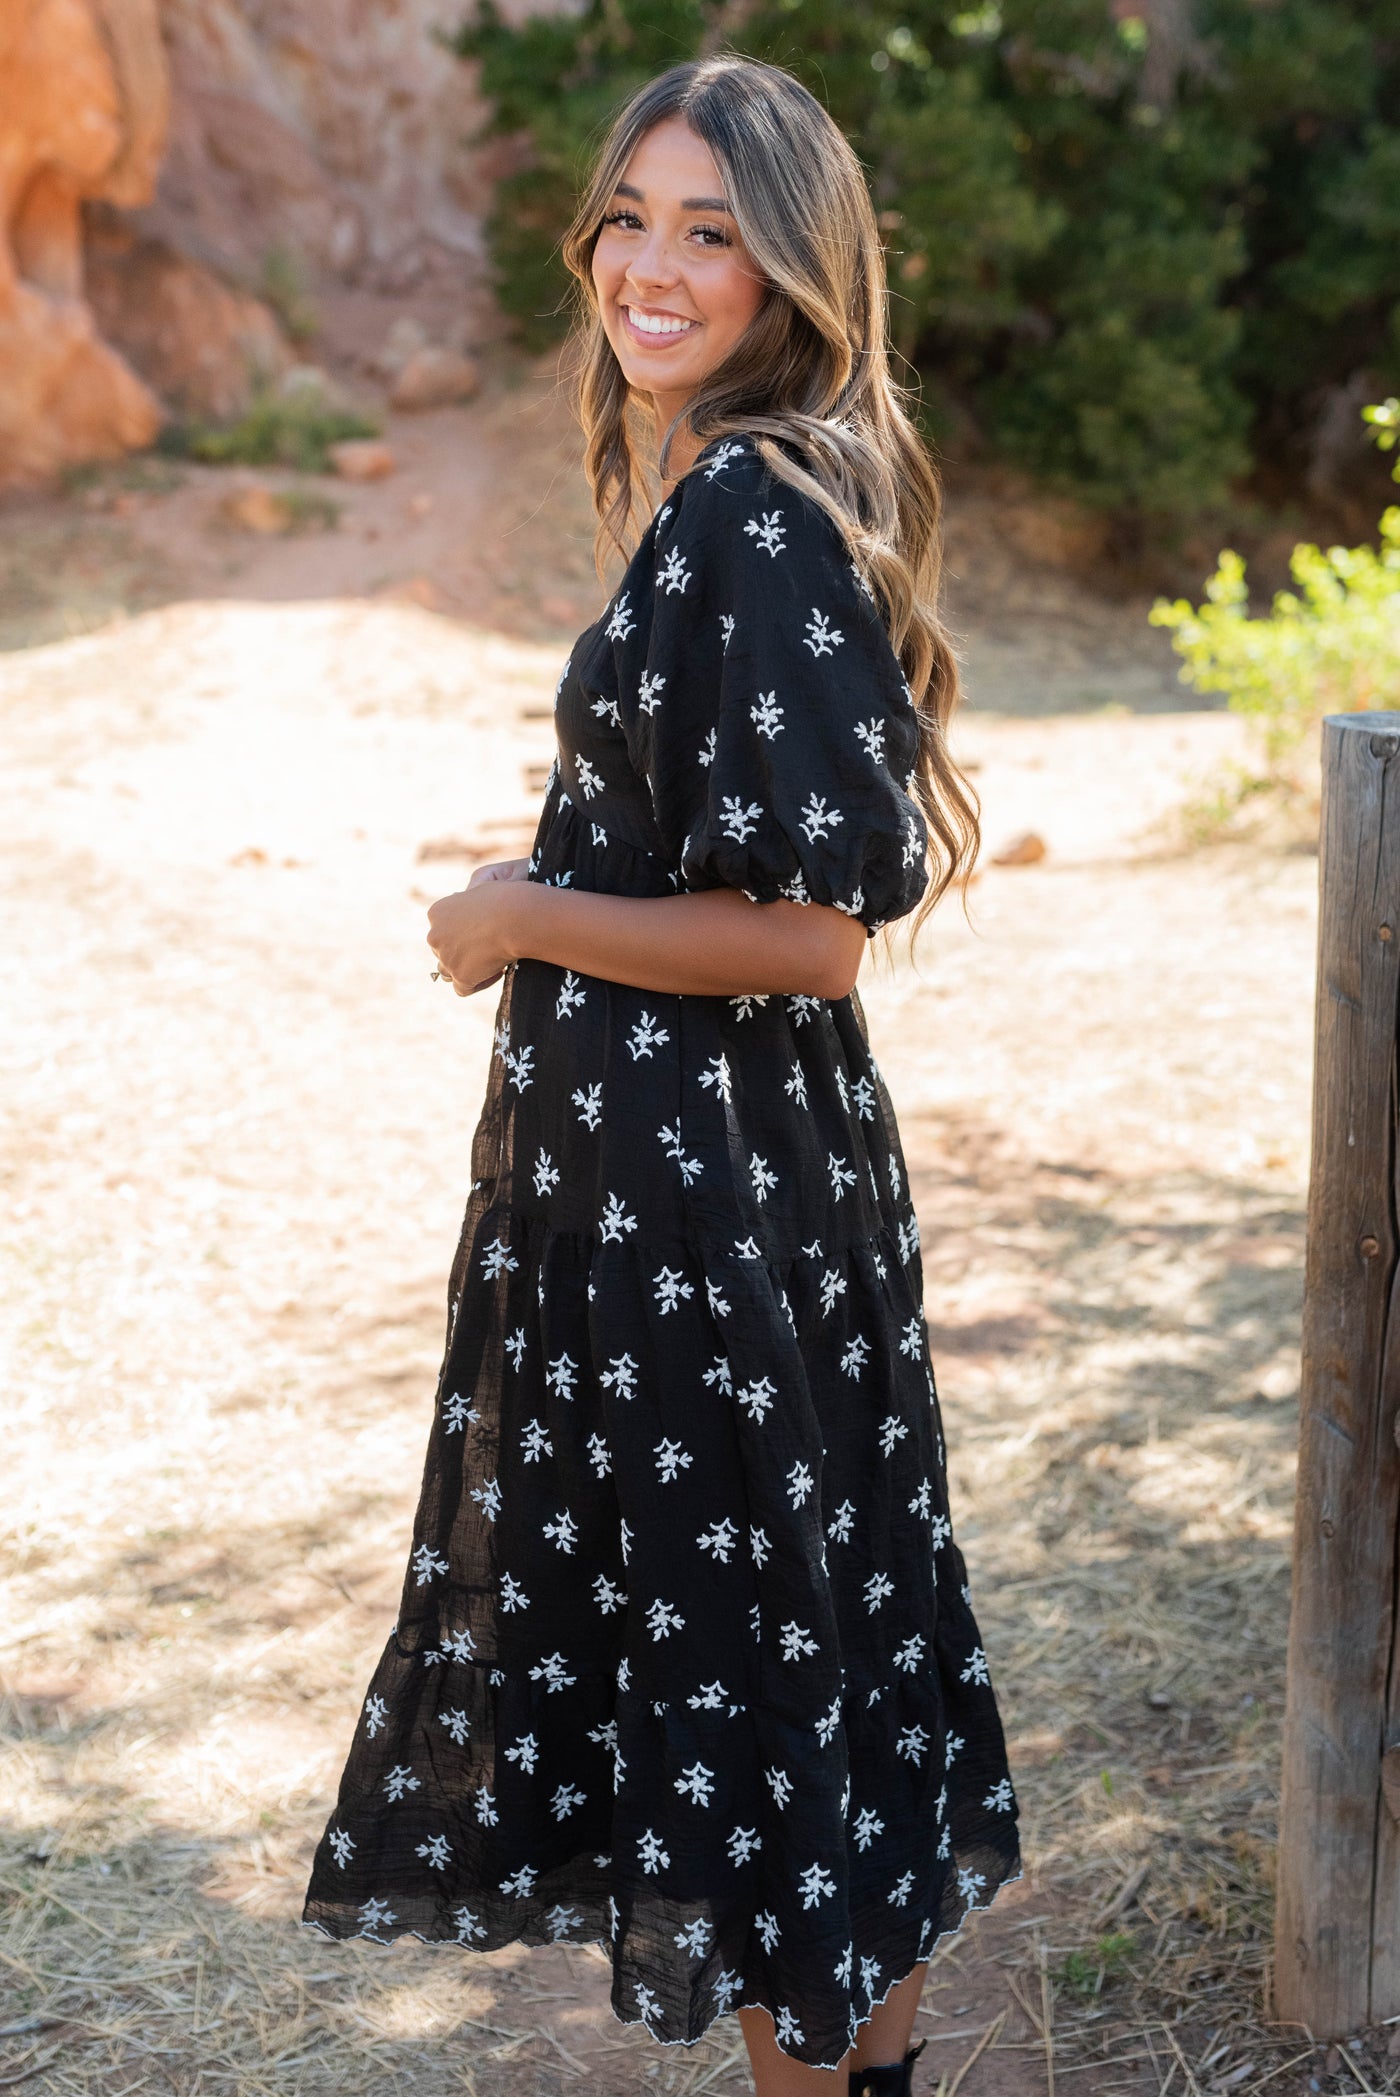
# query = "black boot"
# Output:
<box><xmin>849</xmin><ymin>2039</ymin><xmax>927</xmax><ymax>2097</ymax></box>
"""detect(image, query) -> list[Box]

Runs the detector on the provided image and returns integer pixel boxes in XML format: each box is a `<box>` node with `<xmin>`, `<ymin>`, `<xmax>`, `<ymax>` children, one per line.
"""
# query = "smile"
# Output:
<box><xmin>621</xmin><ymin>304</ymin><xmax>699</xmax><ymax>341</ymax></box>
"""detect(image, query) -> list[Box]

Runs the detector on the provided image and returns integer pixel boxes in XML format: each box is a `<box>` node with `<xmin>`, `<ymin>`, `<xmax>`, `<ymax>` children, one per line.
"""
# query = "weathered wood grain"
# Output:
<box><xmin>1276</xmin><ymin>715</ymin><xmax>1400</xmax><ymax>2033</ymax></box>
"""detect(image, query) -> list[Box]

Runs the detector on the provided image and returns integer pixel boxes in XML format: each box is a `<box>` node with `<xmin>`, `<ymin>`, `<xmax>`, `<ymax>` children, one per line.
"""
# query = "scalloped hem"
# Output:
<box><xmin>299</xmin><ymin>1859</ymin><xmax>1024</xmax><ymax>2072</ymax></box>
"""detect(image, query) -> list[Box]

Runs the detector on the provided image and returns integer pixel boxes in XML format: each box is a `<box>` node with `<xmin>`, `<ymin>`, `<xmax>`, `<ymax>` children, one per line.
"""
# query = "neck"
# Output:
<box><xmin>651</xmin><ymin>391</ymin><xmax>701</xmax><ymax>493</ymax></box>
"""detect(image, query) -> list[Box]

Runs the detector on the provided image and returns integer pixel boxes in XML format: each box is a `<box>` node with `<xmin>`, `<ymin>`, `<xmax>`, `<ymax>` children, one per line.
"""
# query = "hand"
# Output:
<box><xmin>426</xmin><ymin>878</ymin><xmax>522</xmax><ymax>996</ymax></box>
<box><xmin>467</xmin><ymin>856</ymin><xmax>531</xmax><ymax>888</ymax></box>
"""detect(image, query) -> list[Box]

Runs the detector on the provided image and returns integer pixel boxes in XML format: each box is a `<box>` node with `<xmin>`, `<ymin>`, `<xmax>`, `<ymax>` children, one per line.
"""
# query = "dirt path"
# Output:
<box><xmin>0</xmin><ymin>405</ymin><xmax>1342</xmax><ymax>2094</ymax></box>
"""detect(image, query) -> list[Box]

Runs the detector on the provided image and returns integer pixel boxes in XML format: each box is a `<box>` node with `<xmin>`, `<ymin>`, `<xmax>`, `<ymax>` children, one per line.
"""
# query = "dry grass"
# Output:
<box><xmin>0</xmin><ymin>597</ymin><xmax>1351</xmax><ymax>2094</ymax></box>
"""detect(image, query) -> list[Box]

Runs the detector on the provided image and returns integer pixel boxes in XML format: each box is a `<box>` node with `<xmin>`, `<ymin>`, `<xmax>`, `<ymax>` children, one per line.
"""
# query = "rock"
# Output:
<box><xmin>991</xmin><ymin>831</ymin><xmax>1048</xmax><ymax>868</ymax></box>
<box><xmin>145</xmin><ymin>0</ymin><xmax>503</xmax><ymax>301</ymax></box>
<box><xmin>85</xmin><ymin>218</ymin><xmax>289</xmax><ymax>418</ymax></box>
<box><xmin>374</xmin><ymin>316</ymin><xmax>429</xmax><ymax>378</ymax></box>
<box><xmin>0</xmin><ymin>0</ymin><xmax>167</xmax><ymax>486</ymax></box>
<box><xmin>219</xmin><ymin>484</ymin><xmax>294</xmax><ymax>534</ymax></box>
<box><xmin>328</xmin><ymin>439</ymin><xmax>395</xmax><ymax>481</ymax></box>
<box><xmin>389</xmin><ymin>347</ymin><xmax>480</xmax><ymax>412</ymax></box>
<box><xmin>377</xmin><ymin>575</ymin><xmax>447</xmax><ymax>612</ymax></box>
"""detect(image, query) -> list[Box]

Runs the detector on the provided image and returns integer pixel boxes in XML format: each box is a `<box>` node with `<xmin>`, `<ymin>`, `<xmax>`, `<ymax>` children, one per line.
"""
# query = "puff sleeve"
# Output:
<box><xmin>622</xmin><ymin>445</ymin><xmax>930</xmax><ymax>934</ymax></box>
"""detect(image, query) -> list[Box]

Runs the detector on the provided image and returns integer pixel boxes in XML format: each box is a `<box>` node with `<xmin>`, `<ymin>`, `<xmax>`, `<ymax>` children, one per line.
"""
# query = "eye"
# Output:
<box><xmin>691</xmin><ymin>223</ymin><xmax>731</xmax><ymax>247</ymax></box>
<box><xmin>600</xmin><ymin>208</ymin><xmax>644</xmax><ymax>231</ymax></box>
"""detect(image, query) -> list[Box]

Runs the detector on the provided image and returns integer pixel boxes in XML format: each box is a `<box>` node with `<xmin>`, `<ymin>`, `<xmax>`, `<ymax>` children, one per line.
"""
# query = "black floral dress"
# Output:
<box><xmin>302</xmin><ymin>433</ymin><xmax>1020</xmax><ymax>2067</ymax></box>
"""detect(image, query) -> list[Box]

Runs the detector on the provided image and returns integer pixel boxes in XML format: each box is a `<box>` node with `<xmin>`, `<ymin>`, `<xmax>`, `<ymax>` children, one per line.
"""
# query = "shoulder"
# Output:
<box><xmin>665</xmin><ymin>436</ymin><xmax>863</xmax><ymax>605</ymax></box>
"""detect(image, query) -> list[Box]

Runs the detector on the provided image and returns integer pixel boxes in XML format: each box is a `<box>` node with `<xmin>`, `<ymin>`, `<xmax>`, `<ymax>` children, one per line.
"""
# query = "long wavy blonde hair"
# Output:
<box><xmin>559</xmin><ymin>54</ymin><xmax>979</xmax><ymax>919</ymax></box>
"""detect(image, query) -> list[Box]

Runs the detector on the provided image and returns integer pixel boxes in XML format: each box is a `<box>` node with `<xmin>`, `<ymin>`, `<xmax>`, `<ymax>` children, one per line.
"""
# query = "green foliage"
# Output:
<box><xmin>259</xmin><ymin>247</ymin><xmax>319</xmax><ymax>344</ymax></box>
<box><xmin>1061</xmin><ymin>1931</ymin><xmax>1136</xmax><ymax>1995</ymax></box>
<box><xmin>1150</xmin><ymin>400</ymin><xmax>1400</xmax><ymax>772</ymax></box>
<box><xmin>452</xmin><ymin>0</ymin><xmax>1400</xmax><ymax>518</ymax></box>
<box><xmin>160</xmin><ymin>381</ymin><xmax>379</xmax><ymax>474</ymax></box>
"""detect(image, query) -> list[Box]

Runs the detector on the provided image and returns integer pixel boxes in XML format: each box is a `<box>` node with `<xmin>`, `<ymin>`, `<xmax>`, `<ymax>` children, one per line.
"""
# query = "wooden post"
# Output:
<box><xmin>1276</xmin><ymin>713</ymin><xmax>1400</xmax><ymax>2035</ymax></box>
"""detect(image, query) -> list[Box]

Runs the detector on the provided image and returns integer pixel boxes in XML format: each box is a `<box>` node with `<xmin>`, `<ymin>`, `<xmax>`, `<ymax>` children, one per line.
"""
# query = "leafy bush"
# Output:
<box><xmin>1150</xmin><ymin>400</ymin><xmax>1400</xmax><ymax>781</ymax></box>
<box><xmin>160</xmin><ymin>377</ymin><xmax>378</xmax><ymax>474</ymax></box>
<box><xmin>1061</xmin><ymin>1930</ymin><xmax>1136</xmax><ymax>1995</ymax></box>
<box><xmin>452</xmin><ymin>0</ymin><xmax>1400</xmax><ymax>521</ymax></box>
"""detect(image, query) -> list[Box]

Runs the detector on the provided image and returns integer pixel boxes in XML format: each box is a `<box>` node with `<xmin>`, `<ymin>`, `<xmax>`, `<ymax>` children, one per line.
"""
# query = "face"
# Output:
<box><xmin>591</xmin><ymin>116</ymin><xmax>768</xmax><ymax>419</ymax></box>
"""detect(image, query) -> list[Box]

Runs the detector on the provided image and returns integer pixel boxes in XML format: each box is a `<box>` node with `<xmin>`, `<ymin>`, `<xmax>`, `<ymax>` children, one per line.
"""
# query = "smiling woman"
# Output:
<box><xmin>301</xmin><ymin>55</ymin><xmax>1019</xmax><ymax>2097</ymax></box>
<box><xmin>592</xmin><ymin>120</ymin><xmax>769</xmax><ymax>419</ymax></box>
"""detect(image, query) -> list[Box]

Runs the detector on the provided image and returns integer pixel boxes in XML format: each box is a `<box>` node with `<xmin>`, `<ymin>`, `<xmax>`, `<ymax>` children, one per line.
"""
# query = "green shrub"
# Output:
<box><xmin>161</xmin><ymin>380</ymin><xmax>378</xmax><ymax>475</ymax></box>
<box><xmin>1061</xmin><ymin>1930</ymin><xmax>1136</xmax><ymax>1995</ymax></box>
<box><xmin>1150</xmin><ymin>400</ymin><xmax>1400</xmax><ymax>779</ymax></box>
<box><xmin>452</xmin><ymin>0</ymin><xmax>1400</xmax><ymax>521</ymax></box>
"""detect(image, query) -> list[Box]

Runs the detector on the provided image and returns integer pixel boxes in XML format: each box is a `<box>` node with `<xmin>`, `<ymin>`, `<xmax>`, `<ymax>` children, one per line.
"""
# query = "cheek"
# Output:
<box><xmin>704</xmin><ymin>260</ymin><xmax>767</xmax><ymax>342</ymax></box>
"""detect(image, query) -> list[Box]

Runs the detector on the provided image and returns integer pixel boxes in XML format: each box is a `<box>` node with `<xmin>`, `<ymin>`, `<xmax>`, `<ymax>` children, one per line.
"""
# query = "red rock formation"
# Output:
<box><xmin>0</xmin><ymin>0</ymin><xmax>168</xmax><ymax>483</ymax></box>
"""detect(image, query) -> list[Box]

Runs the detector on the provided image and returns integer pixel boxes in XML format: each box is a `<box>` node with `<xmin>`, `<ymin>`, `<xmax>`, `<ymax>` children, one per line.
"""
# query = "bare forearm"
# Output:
<box><xmin>499</xmin><ymin>882</ymin><xmax>865</xmax><ymax>1000</ymax></box>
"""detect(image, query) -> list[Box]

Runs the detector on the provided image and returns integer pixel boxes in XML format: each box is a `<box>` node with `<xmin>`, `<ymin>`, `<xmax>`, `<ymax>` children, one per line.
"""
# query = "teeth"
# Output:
<box><xmin>625</xmin><ymin>307</ymin><xmax>696</xmax><ymax>337</ymax></box>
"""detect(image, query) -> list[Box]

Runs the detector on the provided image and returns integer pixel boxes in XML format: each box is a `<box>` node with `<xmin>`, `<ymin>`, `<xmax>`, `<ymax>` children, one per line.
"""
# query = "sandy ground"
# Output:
<box><xmin>0</xmin><ymin>391</ymin><xmax>1341</xmax><ymax>2096</ymax></box>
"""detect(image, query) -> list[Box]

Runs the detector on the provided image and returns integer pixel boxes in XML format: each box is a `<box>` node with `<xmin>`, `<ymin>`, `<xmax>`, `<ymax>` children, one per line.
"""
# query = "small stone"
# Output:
<box><xmin>1324</xmin><ymin>2046</ymin><xmax>1342</xmax><ymax>2075</ymax></box>
<box><xmin>219</xmin><ymin>485</ymin><xmax>293</xmax><ymax>534</ymax></box>
<box><xmin>378</xmin><ymin>575</ymin><xmax>447</xmax><ymax>613</ymax></box>
<box><xmin>1147</xmin><ymin>1689</ymin><xmax>1171</xmax><ymax>1709</ymax></box>
<box><xmin>374</xmin><ymin>316</ymin><xmax>428</xmax><ymax>377</ymax></box>
<box><xmin>389</xmin><ymin>347</ymin><xmax>480</xmax><ymax>412</ymax></box>
<box><xmin>1386</xmin><ymin>2028</ymin><xmax>1400</xmax><ymax>2058</ymax></box>
<box><xmin>991</xmin><ymin>830</ymin><xmax>1047</xmax><ymax>867</ymax></box>
<box><xmin>328</xmin><ymin>439</ymin><xmax>395</xmax><ymax>482</ymax></box>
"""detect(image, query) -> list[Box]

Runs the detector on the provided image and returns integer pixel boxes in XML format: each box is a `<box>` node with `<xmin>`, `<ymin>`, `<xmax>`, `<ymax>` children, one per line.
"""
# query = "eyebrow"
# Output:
<box><xmin>613</xmin><ymin>180</ymin><xmax>733</xmax><ymax>212</ymax></box>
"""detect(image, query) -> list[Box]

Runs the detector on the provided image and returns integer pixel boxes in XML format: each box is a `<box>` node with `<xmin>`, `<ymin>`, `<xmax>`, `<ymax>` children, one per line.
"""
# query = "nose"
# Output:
<box><xmin>625</xmin><ymin>226</ymin><xmax>681</xmax><ymax>296</ymax></box>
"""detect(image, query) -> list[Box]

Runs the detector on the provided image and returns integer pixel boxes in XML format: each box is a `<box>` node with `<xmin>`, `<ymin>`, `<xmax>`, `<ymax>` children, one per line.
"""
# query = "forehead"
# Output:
<box><xmin>615</xmin><ymin>117</ymin><xmax>727</xmax><ymax>203</ymax></box>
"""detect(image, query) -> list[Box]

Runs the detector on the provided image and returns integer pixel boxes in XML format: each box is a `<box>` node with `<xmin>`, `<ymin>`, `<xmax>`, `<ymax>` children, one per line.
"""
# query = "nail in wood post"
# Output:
<box><xmin>1276</xmin><ymin>712</ymin><xmax>1400</xmax><ymax>2034</ymax></box>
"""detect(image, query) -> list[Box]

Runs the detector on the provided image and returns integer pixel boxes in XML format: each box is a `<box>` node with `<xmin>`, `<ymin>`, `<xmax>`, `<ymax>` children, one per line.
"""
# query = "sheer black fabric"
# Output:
<box><xmin>302</xmin><ymin>435</ymin><xmax>1020</xmax><ymax>2067</ymax></box>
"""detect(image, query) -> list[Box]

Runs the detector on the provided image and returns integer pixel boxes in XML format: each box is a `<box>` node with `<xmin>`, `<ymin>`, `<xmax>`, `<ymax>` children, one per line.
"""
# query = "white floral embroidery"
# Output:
<box><xmin>411</xmin><ymin>1542</ymin><xmax>448</xmax><ymax>1585</ymax></box>
<box><xmin>736</xmin><ymin>1375</ymin><xmax>777</xmax><ymax>1424</ymax></box>
<box><xmin>638</xmin><ymin>1828</ymin><xmax>670</xmax><ymax>1874</ymax></box>
<box><xmin>749</xmin><ymin>1153</ymin><xmax>778</xmax><ymax>1203</ymax></box>
<box><xmin>442</xmin><ymin>1389</ymin><xmax>479</xmax><ymax>1433</ymax></box>
<box><xmin>750</xmin><ymin>691</ymin><xmax>785</xmax><ymax>739</ymax></box>
<box><xmin>704</xmin><ymin>440</ymin><xmax>747</xmax><ymax>480</ymax></box>
<box><xmin>598</xmin><ymin>1190</ymin><xmax>639</xmax><ymax>1242</ymax></box>
<box><xmin>480</xmin><ymin>1236</ymin><xmax>519</xmax><ymax>1279</ymax></box>
<box><xmin>718</xmin><ymin>796</ymin><xmax>763</xmax><ymax>843</ymax></box>
<box><xmin>804</xmin><ymin>608</ymin><xmax>845</xmax><ymax>657</ymax></box>
<box><xmin>600</xmin><ymin>1352</ymin><xmax>638</xmax><ymax>1399</ymax></box>
<box><xmin>646</xmin><ymin>1597</ymin><xmax>685</xmax><ymax>1640</ymax></box>
<box><xmin>744</xmin><ymin>510</ymin><xmax>787</xmax><ymax>557</ymax></box>
<box><xmin>675</xmin><ymin>1761</ymin><xmax>715</xmax><ymax>1806</ymax></box>
<box><xmin>572</xmin><ymin>1081</ymin><xmax>603</xmax><ymax>1131</ymax></box>
<box><xmin>654</xmin><ymin>1437</ymin><xmax>693</xmax><ymax>1484</ymax></box>
<box><xmin>798</xmin><ymin>1862</ymin><xmax>836</xmax><ymax>1908</ymax></box>
<box><xmin>653</xmin><ymin>1265</ymin><xmax>694</xmax><ymax>1315</ymax></box>
<box><xmin>627</xmin><ymin>1010</ymin><xmax>671</xmax><ymax>1060</ymax></box>
<box><xmin>800</xmin><ymin>794</ymin><xmax>844</xmax><ymax>843</ymax></box>
<box><xmin>854</xmin><ymin>716</ymin><xmax>886</xmax><ymax>764</ymax></box>
<box><xmin>605</xmin><ymin>592</ymin><xmax>636</xmax><ymax>641</ymax></box>
<box><xmin>638</xmin><ymin>671</ymin><xmax>667</xmax><ymax>714</ymax></box>
<box><xmin>657</xmin><ymin>546</ymin><xmax>692</xmax><ymax>594</ymax></box>
<box><xmin>779</xmin><ymin>1621</ymin><xmax>819</xmax><ymax>1662</ymax></box>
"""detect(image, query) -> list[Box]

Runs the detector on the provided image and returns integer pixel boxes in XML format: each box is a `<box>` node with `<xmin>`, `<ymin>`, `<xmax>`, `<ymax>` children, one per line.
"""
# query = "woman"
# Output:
<box><xmin>303</xmin><ymin>54</ymin><xmax>1020</xmax><ymax>2094</ymax></box>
